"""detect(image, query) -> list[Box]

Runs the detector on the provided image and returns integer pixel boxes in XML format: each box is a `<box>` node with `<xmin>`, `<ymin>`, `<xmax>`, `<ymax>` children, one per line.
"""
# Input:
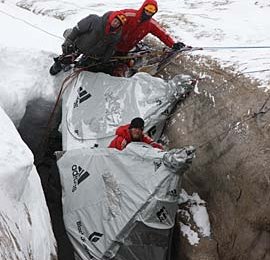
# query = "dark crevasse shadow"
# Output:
<box><xmin>18</xmin><ymin>98</ymin><xmax>75</xmax><ymax>260</ymax></box>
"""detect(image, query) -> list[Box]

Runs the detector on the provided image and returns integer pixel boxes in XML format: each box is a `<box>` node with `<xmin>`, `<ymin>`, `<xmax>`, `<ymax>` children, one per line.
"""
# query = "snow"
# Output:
<box><xmin>0</xmin><ymin>106</ymin><xmax>56</xmax><ymax>259</ymax></box>
<box><xmin>0</xmin><ymin>0</ymin><xmax>269</xmax><ymax>257</ymax></box>
<box><xmin>179</xmin><ymin>223</ymin><xmax>200</xmax><ymax>245</ymax></box>
<box><xmin>178</xmin><ymin>189</ymin><xmax>211</xmax><ymax>245</ymax></box>
<box><xmin>1</xmin><ymin>0</ymin><xmax>269</xmax><ymax>94</ymax></box>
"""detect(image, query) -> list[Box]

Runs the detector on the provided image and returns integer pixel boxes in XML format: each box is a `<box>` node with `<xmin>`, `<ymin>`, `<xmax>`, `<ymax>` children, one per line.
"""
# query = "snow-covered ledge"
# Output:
<box><xmin>0</xmin><ymin>106</ymin><xmax>57</xmax><ymax>259</ymax></box>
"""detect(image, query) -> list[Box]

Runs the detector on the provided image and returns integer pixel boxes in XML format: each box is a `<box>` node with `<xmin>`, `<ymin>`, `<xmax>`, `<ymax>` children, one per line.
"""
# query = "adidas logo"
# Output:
<box><xmin>73</xmin><ymin>87</ymin><xmax>92</xmax><ymax>108</ymax></box>
<box><xmin>88</xmin><ymin>232</ymin><xmax>103</xmax><ymax>243</ymax></box>
<box><xmin>153</xmin><ymin>160</ymin><xmax>162</xmax><ymax>172</ymax></box>
<box><xmin>156</xmin><ymin>99</ymin><xmax>162</xmax><ymax>106</ymax></box>
<box><xmin>166</xmin><ymin>189</ymin><xmax>178</xmax><ymax>198</ymax></box>
<box><xmin>72</xmin><ymin>164</ymin><xmax>90</xmax><ymax>192</ymax></box>
<box><xmin>76</xmin><ymin>221</ymin><xmax>95</xmax><ymax>259</ymax></box>
<box><xmin>156</xmin><ymin>206</ymin><xmax>168</xmax><ymax>223</ymax></box>
<box><xmin>161</xmin><ymin>109</ymin><xmax>170</xmax><ymax>116</ymax></box>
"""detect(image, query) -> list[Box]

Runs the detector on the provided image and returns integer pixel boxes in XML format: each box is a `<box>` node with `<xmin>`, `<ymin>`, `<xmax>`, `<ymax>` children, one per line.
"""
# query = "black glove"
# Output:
<box><xmin>61</xmin><ymin>38</ymin><xmax>75</xmax><ymax>54</ymax></box>
<box><xmin>172</xmin><ymin>42</ymin><xmax>186</xmax><ymax>51</ymax></box>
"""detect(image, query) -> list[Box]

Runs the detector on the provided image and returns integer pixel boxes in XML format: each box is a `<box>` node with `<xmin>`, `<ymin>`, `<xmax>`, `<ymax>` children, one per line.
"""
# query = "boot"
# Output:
<box><xmin>49</xmin><ymin>57</ymin><xmax>63</xmax><ymax>76</ymax></box>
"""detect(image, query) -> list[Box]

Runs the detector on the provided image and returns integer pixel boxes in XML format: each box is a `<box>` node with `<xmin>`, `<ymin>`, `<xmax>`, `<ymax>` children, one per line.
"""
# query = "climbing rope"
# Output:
<box><xmin>164</xmin><ymin>66</ymin><xmax>249</xmax><ymax>118</ymax></box>
<box><xmin>60</xmin><ymin>57</ymin><xmax>270</xmax><ymax>145</ymax></box>
<box><xmin>201</xmin><ymin>46</ymin><xmax>270</xmax><ymax>50</ymax></box>
<box><xmin>44</xmin><ymin>59</ymin><xmax>119</xmax><ymax>145</ymax></box>
<box><xmin>252</xmin><ymin>92</ymin><xmax>270</xmax><ymax>118</ymax></box>
<box><xmin>244</xmin><ymin>68</ymin><xmax>270</xmax><ymax>74</ymax></box>
<box><xmin>47</xmin><ymin>66</ymin><xmax>93</xmax><ymax>122</ymax></box>
<box><xmin>196</xmin><ymin>92</ymin><xmax>270</xmax><ymax>150</ymax></box>
<box><xmin>3</xmin><ymin>1</ymin><xmax>270</xmax><ymax>152</ymax></box>
<box><xmin>0</xmin><ymin>8</ymin><xmax>63</xmax><ymax>40</ymax></box>
<box><xmin>42</xmin><ymin>68</ymin><xmax>84</xmax><ymax>146</ymax></box>
<box><xmin>167</xmin><ymin>87</ymin><xmax>270</xmax><ymax>150</ymax></box>
<box><xmin>160</xmin><ymin>63</ymin><xmax>270</xmax><ymax>150</ymax></box>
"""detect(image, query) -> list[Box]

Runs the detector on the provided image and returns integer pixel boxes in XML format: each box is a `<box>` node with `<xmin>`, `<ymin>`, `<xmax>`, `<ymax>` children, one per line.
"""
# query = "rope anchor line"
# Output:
<box><xmin>201</xmin><ymin>46</ymin><xmax>270</xmax><ymax>50</ymax></box>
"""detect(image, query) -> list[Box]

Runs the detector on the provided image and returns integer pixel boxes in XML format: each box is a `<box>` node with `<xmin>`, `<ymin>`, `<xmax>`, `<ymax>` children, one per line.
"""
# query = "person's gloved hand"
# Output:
<box><xmin>172</xmin><ymin>41</ymin><xmax>186</xmax><ymax>51</ymax></box>
<box><xmin>61</xmin><ymin>38</ymin><xmax>75</xmax><ymax>54</ymax></box>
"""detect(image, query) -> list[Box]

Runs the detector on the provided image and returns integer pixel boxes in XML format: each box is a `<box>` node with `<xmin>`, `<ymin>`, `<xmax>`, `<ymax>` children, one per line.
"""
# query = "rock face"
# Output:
<box><xmin>163</xmin><ymin>55</ymin><xmax>270</xmax><ymax>259</ymax></box>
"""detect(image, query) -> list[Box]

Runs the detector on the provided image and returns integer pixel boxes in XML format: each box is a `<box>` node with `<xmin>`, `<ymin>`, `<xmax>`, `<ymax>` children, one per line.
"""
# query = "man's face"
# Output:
<box><xmin>141</xmin><ymin>8</ymin><xmax>156</xmax><ymax>22</ymax></box>
<box><xmin>111</xmin><ymin>18</ymin><xmax>121</xmax><ymax>30</ymax></box>
<box><xmin>144</xmin><ymin>9</ymin><xmax>154</xmax><ymax>16</ymax></box>
<box><xmin>130</xmin><ymin>128</ymin><xmax>143</xmax><ymax>141</ymax></box>
<box><xmin>142</xmin><ymin>4</ymin><xmax>156</xmax><ymax>19</ymax></box>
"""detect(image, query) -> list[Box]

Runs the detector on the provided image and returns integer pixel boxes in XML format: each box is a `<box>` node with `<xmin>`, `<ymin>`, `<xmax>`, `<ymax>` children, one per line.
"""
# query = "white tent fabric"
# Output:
<box><xmin>57</xmin><ymin>142</ymin><xmax>195</xmax><ymax>260</ymax></box>
<box><xmin>61</xmin><ymin>71</ymin><xmax>193</xmax><ymax>151</ymax></box>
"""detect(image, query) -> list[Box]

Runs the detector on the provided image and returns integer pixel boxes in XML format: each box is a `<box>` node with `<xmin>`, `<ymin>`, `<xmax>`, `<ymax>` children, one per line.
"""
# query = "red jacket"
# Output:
<box><xmin>108</xmin><ymin>124</ymin><xmax>163</xmax><ymax>150</ymax></box>
<box><xmin>116</xmin><ymin>0</ymin><xmax>175</xmax><ymax>53</ymax></box>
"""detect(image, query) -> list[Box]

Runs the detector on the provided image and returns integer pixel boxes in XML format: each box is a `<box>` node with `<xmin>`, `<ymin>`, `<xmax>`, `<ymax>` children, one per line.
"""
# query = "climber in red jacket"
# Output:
<box><xmin>116</xmin><ymin>0</ymin><xmax>186</xmax><ymax>54</ymax></box>
<box><xmin>108</xmin><ymin>117</ymin><xmax>163</xmax><ymax>151</ymax></box>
